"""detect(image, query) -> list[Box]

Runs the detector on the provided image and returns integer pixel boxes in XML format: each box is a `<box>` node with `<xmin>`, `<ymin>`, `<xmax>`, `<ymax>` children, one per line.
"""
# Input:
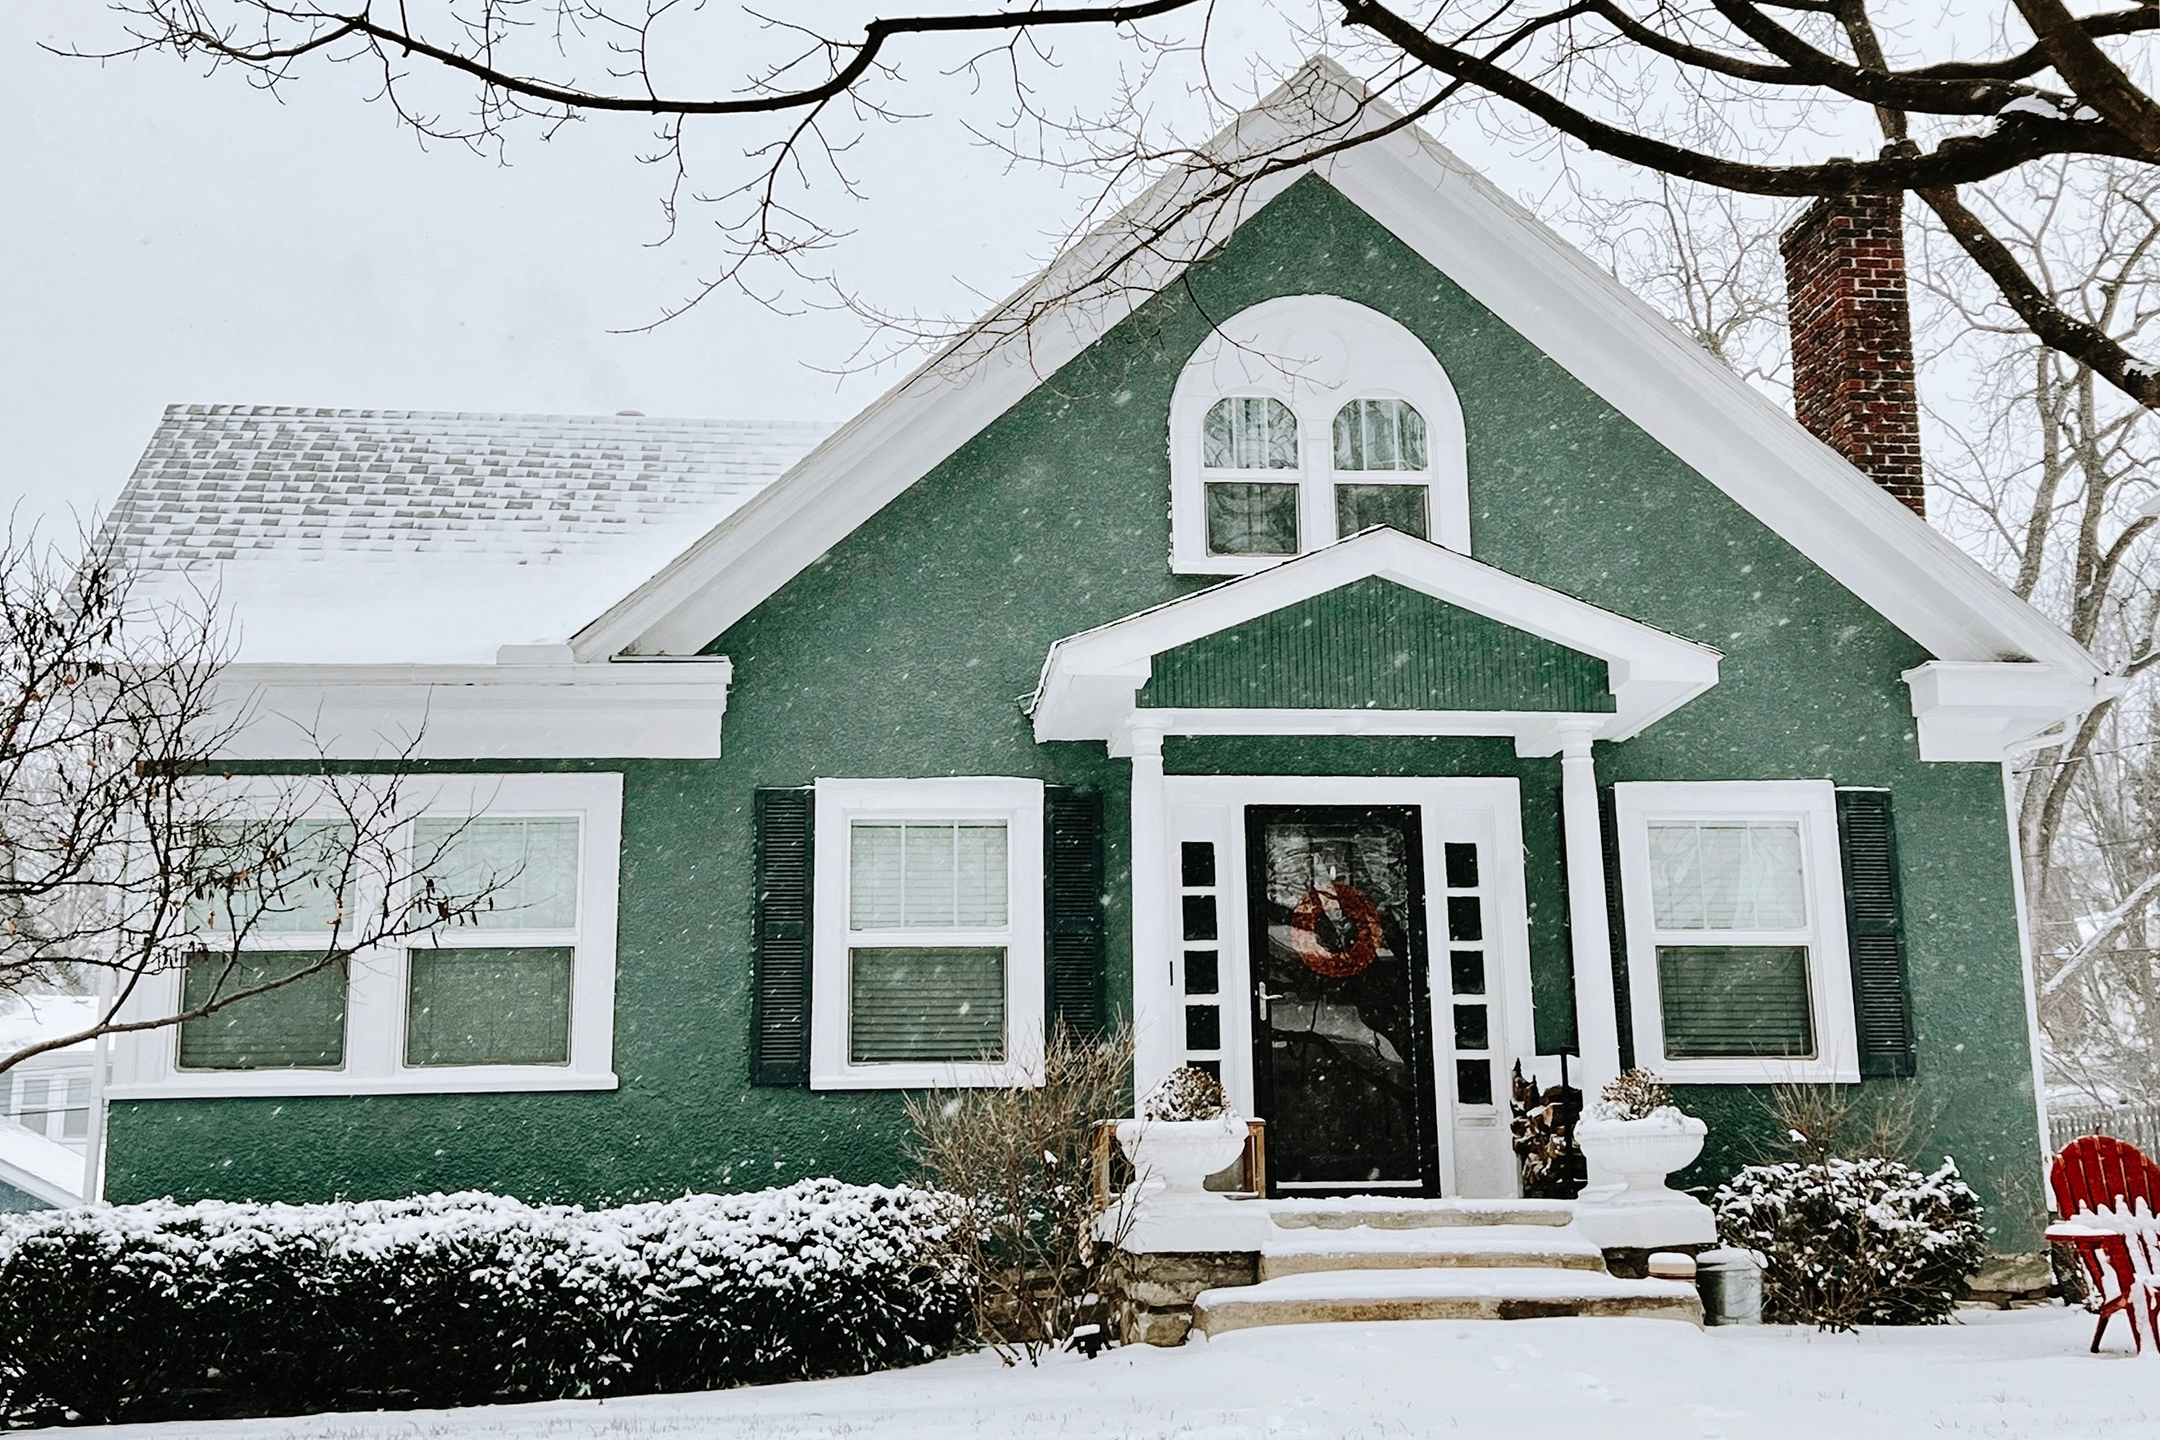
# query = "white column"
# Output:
<box><xmin>1558</xmin><ymin>721</ymin><xmax>1622</xmax><ymax>1098</ymax></box>
<box><xmin>1125</xmin><ymin>721</ymin><xmax>1180</xmax><ymax>1098</ymax></box>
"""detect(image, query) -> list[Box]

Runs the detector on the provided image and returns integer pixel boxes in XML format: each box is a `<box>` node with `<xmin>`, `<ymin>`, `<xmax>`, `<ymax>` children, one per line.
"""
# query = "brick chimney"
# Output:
<box><xmin>1780</xmin><ymin>192</ymin><xmax>1925</xmax><ymax>516</ymax></box>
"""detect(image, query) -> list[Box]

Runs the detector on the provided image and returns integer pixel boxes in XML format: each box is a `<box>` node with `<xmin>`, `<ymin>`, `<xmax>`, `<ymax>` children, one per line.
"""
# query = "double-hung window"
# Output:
<box><xmin>406</xmin><ymin>817</ymin><xmax>582</xmax><ymax>1068</ymax></box>
<box><xmin>117</xmin><ymin>772</ymin><xmax>622</xmax><ymax>1099</ymax></box>
<box><xmin>811</xmin><ymin>778</ymin><xmax>1045</xmax><ymax>1089</ymax></box>
<box><xmin>1613</xmin><ymin>781</ymin><xmax>1859</xmax><ymax>1084</ymax></box>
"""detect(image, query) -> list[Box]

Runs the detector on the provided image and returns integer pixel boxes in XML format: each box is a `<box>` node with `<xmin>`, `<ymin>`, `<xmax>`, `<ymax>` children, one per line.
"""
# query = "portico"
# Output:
<box><xmin>1032</xmin><ymin>528</ymin><xmax>1723</xmax><ymax>1198</ymax></box>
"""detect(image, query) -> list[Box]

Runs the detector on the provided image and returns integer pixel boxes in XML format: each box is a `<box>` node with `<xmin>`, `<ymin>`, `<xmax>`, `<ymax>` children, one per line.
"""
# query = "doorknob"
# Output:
<box><xmin>1256</xmin><ymin>984</ymin><xmax>1285</xmax><ymax>1021</ymax></box>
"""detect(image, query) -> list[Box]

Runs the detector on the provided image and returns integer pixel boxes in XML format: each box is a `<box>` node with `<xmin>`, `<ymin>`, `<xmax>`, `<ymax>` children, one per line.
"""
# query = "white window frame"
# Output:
<box><xmin>811</xmin><ymin>777</ymin><xmax>1045</xmax><ymax>1091</ymax></box>
<box><xmin>1169</xmin><ymin>295</ymin><xmax>1470</xmax><ymax>575</ymax></box>
<box><xmin>108</xmin><ymin>772</ymin><xmax>622</xmax><ymax>1099</ymax></box>
<box><xmin>1613</xmin><ymin>780</ymin><xmax>1859</xmax><ymax>1084</ymax></box>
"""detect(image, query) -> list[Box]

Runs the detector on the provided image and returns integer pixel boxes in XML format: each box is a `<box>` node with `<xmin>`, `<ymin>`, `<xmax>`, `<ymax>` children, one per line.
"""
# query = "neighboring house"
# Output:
<box><xmin>94</xmin><ymin>64</ymin><xmax>2108</xmax><ymax>1257</ymax></box>
<box><xmin>0</xmin><ymin>995</ymin><xmax>96</xmax><ymax>1209</ymax></box>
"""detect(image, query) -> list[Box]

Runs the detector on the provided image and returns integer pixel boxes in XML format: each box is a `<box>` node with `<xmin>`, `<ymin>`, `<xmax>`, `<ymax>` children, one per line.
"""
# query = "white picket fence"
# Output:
<box><xmin>2050</xmin><ymin>1102</ymin><xmax>2160</xmax><ymax>1158</ymax></box>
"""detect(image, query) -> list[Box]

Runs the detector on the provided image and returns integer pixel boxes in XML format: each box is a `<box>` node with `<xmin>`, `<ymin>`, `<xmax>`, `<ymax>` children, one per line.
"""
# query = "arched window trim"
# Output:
<box><xmin>1168</xmin><ymin>295</ymin><xmax>1470</xmax><ymax>575</ymax></box>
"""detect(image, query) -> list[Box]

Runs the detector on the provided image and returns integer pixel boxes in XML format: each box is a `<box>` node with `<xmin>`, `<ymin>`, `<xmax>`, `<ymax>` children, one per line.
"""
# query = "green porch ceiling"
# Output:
<box><xmin>1137</xmin><ymin>576</ymin><xmax>1614</xmax><ymax>713</ymax></box>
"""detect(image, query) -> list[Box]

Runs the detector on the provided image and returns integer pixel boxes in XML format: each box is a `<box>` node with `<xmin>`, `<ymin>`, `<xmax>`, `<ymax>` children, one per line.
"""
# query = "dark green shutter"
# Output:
<box><xmin>752</xmin><ymin>787</ymin><xmax>814</xmax><ymax>1086</ymax></box>
<box><xmin>1837</xmin><ymin>789</ymin><xmax>1916</xmax><ymax>1077</ymax></box>
<box><xmin>1044</xmin><ymin>785</ymin><xmax>1106</xmax><ymax>1039</ymax></box>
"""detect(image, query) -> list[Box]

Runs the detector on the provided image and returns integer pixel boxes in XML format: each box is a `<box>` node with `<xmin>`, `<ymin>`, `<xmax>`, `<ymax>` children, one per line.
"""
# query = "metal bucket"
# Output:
<box><xmin>1695</xmin><ymin>1248</ymin><xmax>1763</xmax><ymax>1325</ymax></box>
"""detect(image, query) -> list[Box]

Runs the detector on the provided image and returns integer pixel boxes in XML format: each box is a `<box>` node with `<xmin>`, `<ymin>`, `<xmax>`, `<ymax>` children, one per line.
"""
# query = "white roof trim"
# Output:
<box><xmin>0</xmin><ymin>1119</ymin><xmax>85</xmax><ymax>1208</ymax></box>
<box><xmin>1902</xmin><ymin>660</ymin><xmax>2126</xmax><ymax>761</ymax></box>
<box><xmin>213</xmin><ymin>657</ymin><xmax>734</xmax><ymax>760</ymax></box>
<box><xmin>1030</xmin><ymin>528</ymin><xmax>1721</xmax><ymax>757</ymax></box>
<box><xmin>573</xmin><ymin>57</ymin><xmax>2100</xmax><ymax>690</ymax></box>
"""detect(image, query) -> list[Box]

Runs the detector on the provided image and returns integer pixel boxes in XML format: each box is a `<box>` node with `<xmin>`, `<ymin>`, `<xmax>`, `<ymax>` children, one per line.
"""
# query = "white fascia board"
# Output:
<box><xmin>1902</xmin><ymin>660</ymin><xmax>2124</xmax><ymax>761</ymax></box>
<box><xmin>1033</xmin><ymin>529</ymin><xmax>1720</xmax><ymax>751</ymax></box>
<box><xmin>215</xmin><ymin>658</ymin><xmax>733</xmax><ymax>760</ymax></box>
<box><xmin>576</xmin><ymin>55</ymin><xmax>2099</xmax><ymax>688</ymax></box>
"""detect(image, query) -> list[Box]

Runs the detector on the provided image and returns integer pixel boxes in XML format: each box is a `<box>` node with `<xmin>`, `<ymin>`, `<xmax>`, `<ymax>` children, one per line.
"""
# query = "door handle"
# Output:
<box><xmin>1256</xmin><ymin>984</ymin><xmax>1285</xmax><ymax>1021</ymax></box>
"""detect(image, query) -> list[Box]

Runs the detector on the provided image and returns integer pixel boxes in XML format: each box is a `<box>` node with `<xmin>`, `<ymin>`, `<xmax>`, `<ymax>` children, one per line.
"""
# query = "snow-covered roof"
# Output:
<box><xmin>104</xmin><ymin>406</ymin><xmax>834</xmax><ymax>665</ymax></box>
<box><xmin>0</xmin><ymin>995</ymin><xmax>95</xmax><ymax>1063</ymax></box>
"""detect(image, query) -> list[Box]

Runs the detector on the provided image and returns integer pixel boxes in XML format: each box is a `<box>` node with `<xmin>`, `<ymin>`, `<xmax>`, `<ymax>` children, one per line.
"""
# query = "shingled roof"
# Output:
<box><xmin>104</xmin><ymin>406</ymin><xmax>833</xmax><ymax>664</ymax></box>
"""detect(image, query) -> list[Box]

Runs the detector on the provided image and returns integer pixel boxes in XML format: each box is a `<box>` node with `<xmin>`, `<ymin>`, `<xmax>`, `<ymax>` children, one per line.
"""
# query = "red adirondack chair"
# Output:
<box><xmin>2047</xmin><ymin>1134</ymin><xmax>2160</xmax><ymax>1353</ymax></box>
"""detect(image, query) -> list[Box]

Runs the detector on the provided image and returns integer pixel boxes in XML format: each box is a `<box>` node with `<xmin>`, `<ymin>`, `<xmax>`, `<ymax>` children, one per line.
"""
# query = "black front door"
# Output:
<box><xmin>1246</xmin><ymin>805</ymin><xmax>1439</xmax><ymax>1196</ymax></box>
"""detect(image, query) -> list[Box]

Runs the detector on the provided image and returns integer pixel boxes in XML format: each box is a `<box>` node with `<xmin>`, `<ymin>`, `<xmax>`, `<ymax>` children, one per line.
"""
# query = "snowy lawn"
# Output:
<box><xmin>27</xmin><ymin>1306</ymin><xmax>2157</xmax><ymax>1440</ymax></box>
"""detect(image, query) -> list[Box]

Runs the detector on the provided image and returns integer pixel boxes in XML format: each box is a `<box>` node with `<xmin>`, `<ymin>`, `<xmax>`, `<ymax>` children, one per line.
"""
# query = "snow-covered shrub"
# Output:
<box><xmin>1593</xmin><ymin>1067</ymin><xmax>1675</xmax><ymax>1122</ymax></box>
<box><xmin>1714</xmin><ymin>1157</ymin><xmax>1987</xmax><ymax>1329</ymax></box>
<box><xmin>0</xmin><ymin>1180</ymin><xmax>970</xmax><ymax>1427</ymax></box>
<box><xmin>1142</xmin><ymin>1066</ymin><xmax>1230</xmax><ymax>1122</ymax></box>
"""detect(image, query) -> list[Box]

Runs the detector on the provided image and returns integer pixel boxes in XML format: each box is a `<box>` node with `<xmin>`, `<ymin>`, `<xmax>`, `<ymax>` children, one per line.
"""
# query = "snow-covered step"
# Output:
<box><xmin>1265</xmin><ymin>1197</ymin><xmax>1577</xmax><ymax>1231</ymax></box>
<box><xmin>1193</xmin><ymin>1267</ymin><xmax>1702</xmax><ymax>1335</ymax></box>
<box><xmin>1259</xmin><ymin>1223</ymin><xmax>1606</xmax><ymax>1278</ymax></box>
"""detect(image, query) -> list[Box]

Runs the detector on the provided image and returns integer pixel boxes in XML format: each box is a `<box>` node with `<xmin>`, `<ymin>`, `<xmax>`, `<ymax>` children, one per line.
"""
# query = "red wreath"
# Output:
<box><xmin>1286</xmin><ymin>884</ymin><xmax>1385</xmax><ymax>978</ymax></box>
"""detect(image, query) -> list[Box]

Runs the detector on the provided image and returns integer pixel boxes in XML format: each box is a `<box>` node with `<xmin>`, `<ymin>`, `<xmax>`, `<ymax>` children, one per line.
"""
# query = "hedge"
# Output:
<box><xmin>0</xmin><ymin>1180</ymin><xmax>971</xmax><ymax>1426</ymax></box>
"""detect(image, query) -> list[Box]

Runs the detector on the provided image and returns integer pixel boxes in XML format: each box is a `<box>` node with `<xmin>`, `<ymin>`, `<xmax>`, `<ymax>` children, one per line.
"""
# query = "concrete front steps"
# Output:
<box><xmin>1190</xmin><ymin>1198</ymin><xmax>1701</xmax><ymax>1336</ymax></box>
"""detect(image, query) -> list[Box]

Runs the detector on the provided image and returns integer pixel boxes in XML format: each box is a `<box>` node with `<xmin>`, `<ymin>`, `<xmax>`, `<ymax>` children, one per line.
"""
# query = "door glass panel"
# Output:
<box><xmin>1184</xmin><ymin>951</ymin><xmax>1220</xmax><ymax>995</ymax></box>
<box><xmin>1455</xmin><ymin>1058</ymin><xmax>1494</xmax><ymax>1107</ymax></box>
<box><xmin>1450</xmin><ymin>950</ymin><xmax>1485</xmax><ymax>995</ymax></box>
<box><xmin>1446</xmin><ymin>896</ymin><xmax>1482</xmax><ymax>943</ymax></box>
<box><xmin>1181</xmin><ymin>842</ymin><xmax>1216</xmax><ymax>888</ymax></box>
<box><xmin>1182</xmin><ymin>895</ymin><xmax>1218</xmax><ymax>941</ymax></box>
<box><xmin>1453</xmin><ymin>1003</ymin><xmax>1489</xmax><ymax>1050</ymax></box>
<box><xmin>1248</xmin><ymin>806</ymin><xmax>1435</xmax><ymax>1193</ymax></box>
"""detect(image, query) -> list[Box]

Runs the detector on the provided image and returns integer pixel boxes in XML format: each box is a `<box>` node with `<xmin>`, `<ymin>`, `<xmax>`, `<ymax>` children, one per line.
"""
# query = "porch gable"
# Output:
<box><xmin>1137</xmin><ymin>576</ymin><xmax>1614</xmax><ymax>715</ymax></box>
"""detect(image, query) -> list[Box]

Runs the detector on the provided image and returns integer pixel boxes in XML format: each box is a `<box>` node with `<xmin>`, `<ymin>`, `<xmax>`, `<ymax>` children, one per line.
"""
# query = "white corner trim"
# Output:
<box><xmin>809</xmin><ymin>777</ymin><xmax>1048</xmax><ymax>1091</ymax></box>
<box><xmin>214</xmin><ymin>658</ymin><xmax>733</xmax><ymax>760</ymax></box>
<box><xmin>1902</xmin><ymin>661</ymin><xmax>2123</xmax><ymax>761</ymax></box>
<box><xmin>1168</xmin><ymin>294</ymin><xmax>1470</xmax><ymax>572</ymax></box>
<box><xmin>1612</xmin><ymin>780</ymin><xmax>1860</xmax><ymax>1086</ymax></box>
<box><xmin>569</xmin><ymin>56</ymin><xmax>2101</xmax><ymax>693</ymax></box>
<box><xmin>1031</xmin><ymin>527</ymin><xmax>1720</xmax><ymax>753</ymax></box>
<box><xmin>108</xmin><ymin>771</ymin><xmax>624</xmax><ymax>1101</ymax></box>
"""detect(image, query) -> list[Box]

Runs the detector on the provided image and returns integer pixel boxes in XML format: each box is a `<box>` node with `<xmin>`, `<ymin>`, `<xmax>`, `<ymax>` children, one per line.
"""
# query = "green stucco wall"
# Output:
<box><xmin>1139</xmin><ymin>576</ymin><xmax>1612</xmax><ymax>712</ymax></box>
<box><xmin>105</xmin><ymin>175</ymin><xmax>2045</xmax><ymax>1249</ymax></box>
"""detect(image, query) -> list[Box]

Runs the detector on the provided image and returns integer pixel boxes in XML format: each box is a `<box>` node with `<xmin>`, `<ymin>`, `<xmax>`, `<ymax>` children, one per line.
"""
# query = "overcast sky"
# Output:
<box><xmin>3</xmin><ymin>6</ymin><xmax>1162</xmax><ymax>528</ymax></box>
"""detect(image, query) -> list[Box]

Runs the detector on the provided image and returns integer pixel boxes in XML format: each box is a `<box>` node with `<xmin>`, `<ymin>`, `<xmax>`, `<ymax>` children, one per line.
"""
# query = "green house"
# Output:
<box><xmin>94</xmin><ymin>67</ymin><xmax>2106</xmax><ymax>1259</ymax></box>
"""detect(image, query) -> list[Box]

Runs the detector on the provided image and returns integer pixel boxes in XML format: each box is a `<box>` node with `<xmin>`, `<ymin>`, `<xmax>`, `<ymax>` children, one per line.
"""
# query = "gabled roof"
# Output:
<box><xmin>1031</xmin><ymin>528</ymin><xmax>1722</xmax><ymax>756</ymax></box>
<box><xmin>105</xmin><ymin>406</ymin><xmax>832</xmax><ymax>665</ymax></box>
<box><xmin>573</xmin><ymin>59</ymin><xmax>2103</xmax><ymax>695</ymax></box>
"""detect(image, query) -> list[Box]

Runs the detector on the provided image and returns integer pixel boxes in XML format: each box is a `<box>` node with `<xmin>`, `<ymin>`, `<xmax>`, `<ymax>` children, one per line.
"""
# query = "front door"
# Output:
<box><xmin>1245</xmin><ymin>804</ymin><xmax>1439</xmax><ymax>1196</ymax></box>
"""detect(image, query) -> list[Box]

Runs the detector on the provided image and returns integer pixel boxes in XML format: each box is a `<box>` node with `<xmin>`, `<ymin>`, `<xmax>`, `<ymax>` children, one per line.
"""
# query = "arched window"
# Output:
<box><xmin>1168</xmin><ymin>296</ymin><xmax>1468</xmax><ymax>573</ymax></box>
<box><xmin>1202</xmin><ymin>398</ymin><xmax>1301</xmax><ymax>556</ymax></box>
<box><xmin>1333</xmin><ymin>398</ymin><xmax>1430</xmax><ymax>541</ymax></box>
<box><xmin>1333</xmin><ymin>398</ymin><xmax>1427</xmax><ymax>471</ymax></box>
<box><xmin>1204</xmin><ymin>397</ymin><xmax>1299</xmax><ymax>471</ymax></box>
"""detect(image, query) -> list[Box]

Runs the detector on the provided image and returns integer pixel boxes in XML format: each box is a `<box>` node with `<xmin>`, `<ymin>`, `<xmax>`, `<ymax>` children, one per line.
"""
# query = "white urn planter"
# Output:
<box><xmin>1107</xmin><ymin>1116</ymin><xmax>1266</xmax><ymax>1254</ymax></box>
<box><xmin>1574</xmin><ymin>1112</ymin><xmax>1707</xmax><ymax>1205</ymax></box>
<box><xmin>1115</xmin><ymin>1116</ymin><xmax>1250</xmax><ymax>1197</ymax></box>
<box><xmin>1571</xmin><ymin>1110</ymin><xmax>1717</xmax><ymax>1250</ymax></box>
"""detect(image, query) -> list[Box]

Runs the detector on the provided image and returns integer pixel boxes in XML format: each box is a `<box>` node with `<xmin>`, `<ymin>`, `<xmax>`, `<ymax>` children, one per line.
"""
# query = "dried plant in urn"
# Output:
<box><xmin>1142</xmin><ymin>1066</ymin><xmax>1231</xmax><ymax>1123</ymax></box>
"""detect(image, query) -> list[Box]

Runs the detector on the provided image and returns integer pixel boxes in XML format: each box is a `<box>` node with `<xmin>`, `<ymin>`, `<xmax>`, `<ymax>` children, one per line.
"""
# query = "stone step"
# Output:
<box><xmin>1265</xmin><ymin>1197</ymin><xmax>1578</xmax><ymax>1231</ymax></box>
<box><xmin>1259</xmin><ymin>1223</ymin><xmax>1607</xmax><ymax>1278</ymax></box>
<box><xmin>1192</xmin><ymin>1267</ymin><xmax>1702</xmax><ymax>1335</ymax></box>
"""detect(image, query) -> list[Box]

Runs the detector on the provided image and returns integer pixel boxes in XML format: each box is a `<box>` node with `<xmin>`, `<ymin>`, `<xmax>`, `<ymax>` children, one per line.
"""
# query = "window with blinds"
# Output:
<box><xmin>177</xmin><ymin>950</ymin><xmax>349</xmax><ymax>1070</ymax></box>
<box><xmin>188</xmin><ymin>820</ymin><xmax>356</xmax><ymax>937</ymax></box>
<box><xmin>406</xmin><ymin>817</ymin><xmax>581</xmax><ymax>1066</ymax></box>
<box><xmin>1644</xmin><ymin>820</ymin><xmax>1816</xmax><ymax>1058</ymax></box>
<box><xmin>846</xmin><ymin>819</ymin><xmax>1011</xmax><ymax>1064</ymax></box>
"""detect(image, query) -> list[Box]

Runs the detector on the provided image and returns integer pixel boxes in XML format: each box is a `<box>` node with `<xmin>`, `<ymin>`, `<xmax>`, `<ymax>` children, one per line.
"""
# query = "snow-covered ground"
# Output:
<box><xmin>29</xmin><ymin>1307</ymin><xmax>2157</xmax><ymax>1440</ymax></box>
